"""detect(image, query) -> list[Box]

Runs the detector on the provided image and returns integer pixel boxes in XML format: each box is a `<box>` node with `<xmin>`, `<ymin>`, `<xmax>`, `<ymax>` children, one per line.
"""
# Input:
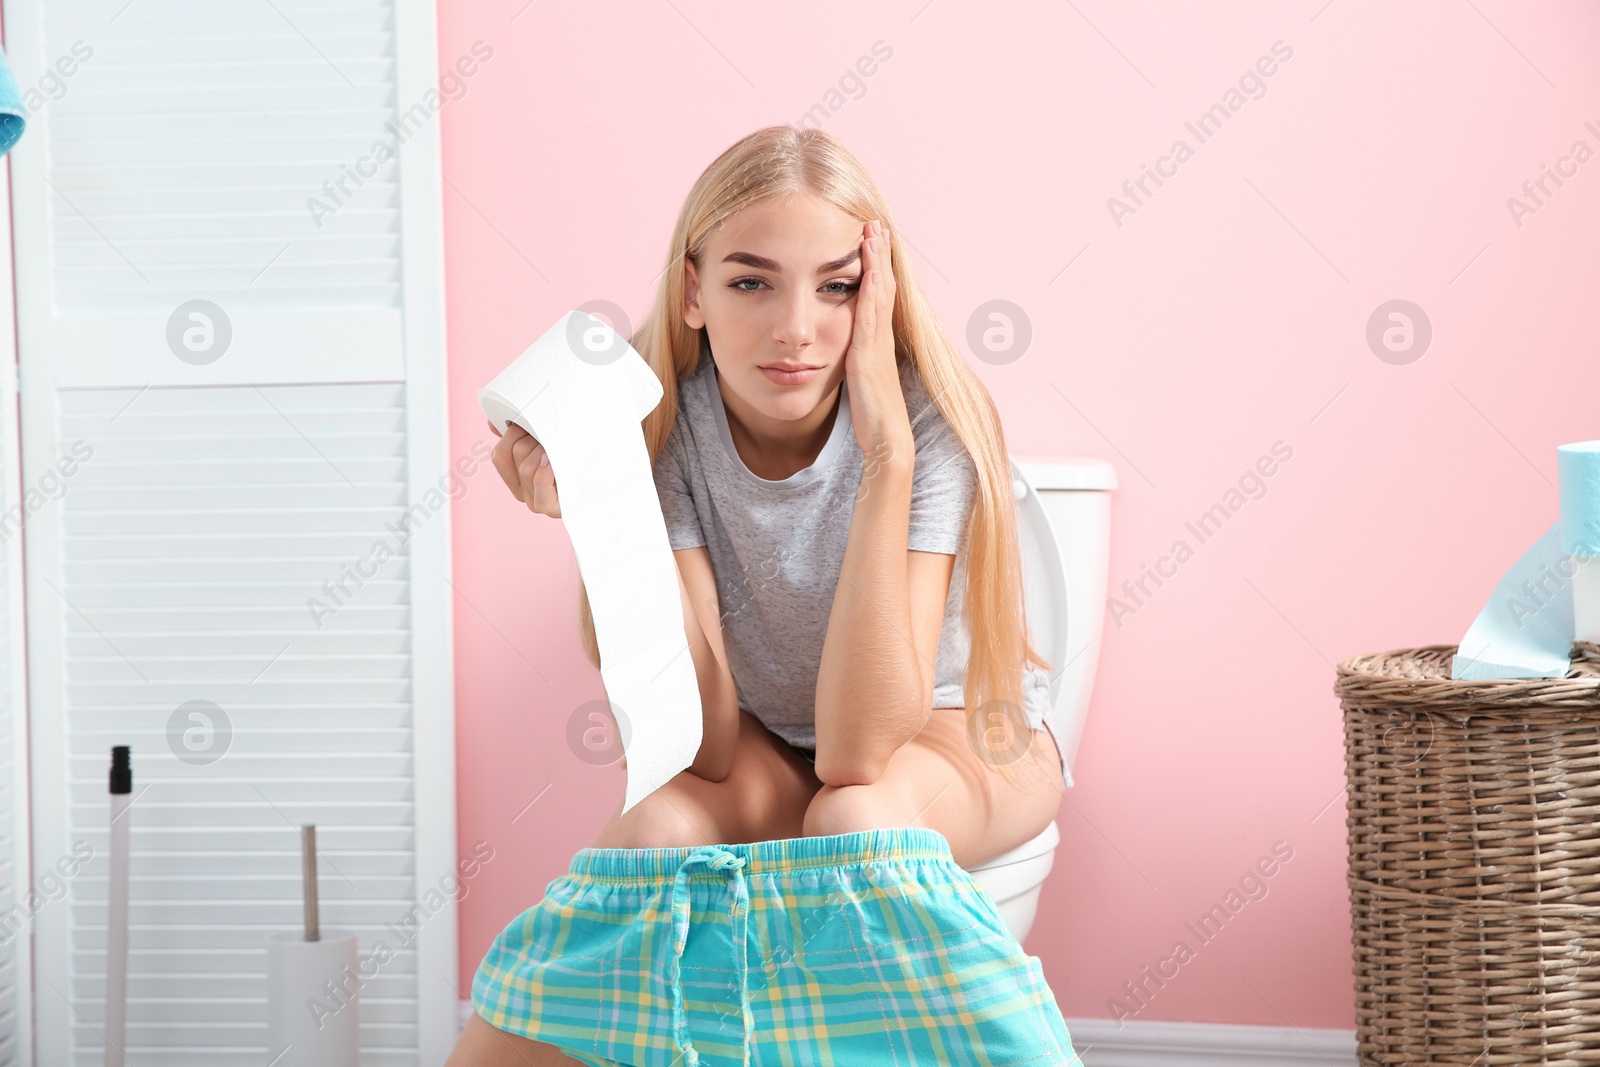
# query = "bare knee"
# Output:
<box><xmin>591</xmin><ymin>772</ymin><xmax>722</xmax><ymax>849</ymax></box>
<box><xmin>801</xmin><ymin>783</ymin><xmax>908</xmax><ymax>838</ymax></box>
<box><xmin>445</xmin><ymin>1012</ymin><xmax>589</xmax><ymax>1066</ymax></box>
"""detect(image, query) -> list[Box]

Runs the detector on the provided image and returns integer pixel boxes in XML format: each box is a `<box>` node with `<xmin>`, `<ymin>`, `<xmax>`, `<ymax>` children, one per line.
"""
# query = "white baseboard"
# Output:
<box><xmin>1064</xmin><ymin>1017</ymin><xmax>1357</xmax><ymax>1065</ymax></box>
<box><xmin>457</xmin><ymin>1000</ymin><xmax>1357</xmax><ymax>1064</ymax></box>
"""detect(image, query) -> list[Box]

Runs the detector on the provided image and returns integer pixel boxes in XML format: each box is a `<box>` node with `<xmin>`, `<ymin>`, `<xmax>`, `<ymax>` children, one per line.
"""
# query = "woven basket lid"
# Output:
<box><xmin>1334</xmin><ymin>641</ymin><xmax>1600</xmax><ymax>713</ymax></box>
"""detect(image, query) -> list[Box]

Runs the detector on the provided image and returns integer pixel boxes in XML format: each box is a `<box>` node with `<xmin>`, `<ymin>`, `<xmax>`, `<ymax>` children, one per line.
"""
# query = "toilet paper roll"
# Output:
<box><xmin>1558</xmin><ymin>440</ymin><xmax>1600</xmax><ymax>644</ymax></box>
<box><xmin>266</xmin><ymin>932</ymin><xmax>360</xmax><ymax>1067</ymax></box>
<box><xmin>479</xmin><ymin>310</ymin><xmax>702</xmax><ymax>814</ymax></box>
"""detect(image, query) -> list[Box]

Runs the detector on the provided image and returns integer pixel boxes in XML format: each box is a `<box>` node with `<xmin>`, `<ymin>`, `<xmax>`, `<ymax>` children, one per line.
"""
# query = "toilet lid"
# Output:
<box><xmin>1010</xmin><ymin>459</ymin><xmax>1069</xmax><ymax>710</ymax></box>
<box><xmin>1016</xmin><ymin>456</ymin><xmax>1118</xmax><ymax>491</ymax></box>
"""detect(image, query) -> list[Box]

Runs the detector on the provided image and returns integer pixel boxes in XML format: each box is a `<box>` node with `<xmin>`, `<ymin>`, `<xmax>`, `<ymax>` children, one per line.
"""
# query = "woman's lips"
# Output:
<box><xmin>760</xmin><ymin>365</ymin><xmax>823</xmax><ymax>386</ymax></box>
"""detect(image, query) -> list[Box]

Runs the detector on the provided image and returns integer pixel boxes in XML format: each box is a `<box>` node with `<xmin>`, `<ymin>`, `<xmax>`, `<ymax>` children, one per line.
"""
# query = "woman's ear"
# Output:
<box><xmin>682</xmin><ymin>259</ymin><xmax>705</xmax><ymax>330</ymax></box>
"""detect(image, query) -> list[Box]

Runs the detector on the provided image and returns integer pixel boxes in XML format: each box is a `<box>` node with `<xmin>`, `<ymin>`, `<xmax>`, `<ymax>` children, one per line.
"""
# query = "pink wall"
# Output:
<box><xmin>439</xmin><ymin>0</ymin><xmax>1600</xmax><ymax>1028</ymax></box>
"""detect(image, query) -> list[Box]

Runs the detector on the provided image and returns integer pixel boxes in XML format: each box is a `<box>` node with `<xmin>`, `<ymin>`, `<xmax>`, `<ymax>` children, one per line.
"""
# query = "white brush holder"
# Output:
<box><xmin>266</xmin><ymin>931</ymin><xmax>360</xmax><ymax>1066</ymax></box>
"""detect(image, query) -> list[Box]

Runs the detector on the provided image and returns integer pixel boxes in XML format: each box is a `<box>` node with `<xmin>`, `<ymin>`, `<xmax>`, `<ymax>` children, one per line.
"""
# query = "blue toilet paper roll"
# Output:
<box><xmin>0</xmin><ymin>46</ymin><xmax>26</xmax><ymax>156</ymax></box>
<box><xmin>1558</xmin><ymin>441</ymin><xmax>1600</xmax><ymax>557</ymax></box>
<box><xmin>1452</xmin><ymin>440</ymin><xmax>1600</xmax><ymax>678</ymax></box>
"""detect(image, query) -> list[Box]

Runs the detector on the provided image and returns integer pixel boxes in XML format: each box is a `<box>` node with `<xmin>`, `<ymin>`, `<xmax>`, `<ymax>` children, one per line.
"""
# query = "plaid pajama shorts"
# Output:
<box><xmin>471</xmin><ymin>827</ymin><xmax>1084</xmax><ymax>1066</ymax></box>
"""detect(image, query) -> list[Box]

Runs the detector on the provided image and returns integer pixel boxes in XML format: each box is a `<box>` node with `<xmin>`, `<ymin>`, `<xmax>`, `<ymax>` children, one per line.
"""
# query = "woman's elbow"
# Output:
<box><xmin>814</xmin><ymin>752</ymin><xmax>889</xmax><ymax>788</ymax></box>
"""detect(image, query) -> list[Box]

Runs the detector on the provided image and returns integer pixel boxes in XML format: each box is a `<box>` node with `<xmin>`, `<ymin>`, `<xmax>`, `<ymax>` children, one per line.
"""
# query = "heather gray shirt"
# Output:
<box><xmin>653</xmin><ymin>347</ymin><xmax>1060</xmax><ymax>773</ymax></box>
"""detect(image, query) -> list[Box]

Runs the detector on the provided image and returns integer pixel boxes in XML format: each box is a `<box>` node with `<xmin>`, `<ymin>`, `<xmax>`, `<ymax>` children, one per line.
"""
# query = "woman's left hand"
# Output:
<box><xmin>843</xmin><ymin>219</ymin><xmax>914</xmax><ymax>462</ymax></box>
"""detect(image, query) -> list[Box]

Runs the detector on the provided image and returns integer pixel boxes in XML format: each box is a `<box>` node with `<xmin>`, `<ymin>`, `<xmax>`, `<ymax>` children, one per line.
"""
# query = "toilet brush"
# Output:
<box><xmin>301</xmin><ymin>824</ymin><xmax>319</xmax><ymax>941</ymax></box>
<box><xmin>104</xmin><ymin>746</ymin><xmax>131</xmax><ymax>1067</ymax></box>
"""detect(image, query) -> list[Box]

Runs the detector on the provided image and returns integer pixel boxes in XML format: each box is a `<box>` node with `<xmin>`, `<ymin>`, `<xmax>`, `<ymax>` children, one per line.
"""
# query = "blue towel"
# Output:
<box><xmin>0</xmin><ymin>46</ymin><xmax>27</xmax><ymax>156</ymax></box>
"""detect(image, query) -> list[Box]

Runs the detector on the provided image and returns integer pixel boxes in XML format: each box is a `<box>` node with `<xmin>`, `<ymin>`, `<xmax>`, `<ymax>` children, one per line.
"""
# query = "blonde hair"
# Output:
<box><xmin>577</xmin><ymin>124</ymin><xmax>1056</xmax><ymax>792</ymax></box>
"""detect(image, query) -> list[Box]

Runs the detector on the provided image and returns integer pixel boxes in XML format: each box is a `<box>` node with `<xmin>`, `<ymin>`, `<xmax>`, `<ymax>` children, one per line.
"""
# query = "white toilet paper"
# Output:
<box><xmin>480</xmin><ymin>310</ymin><xmax>702</xmax><ymax>814</ymax></box>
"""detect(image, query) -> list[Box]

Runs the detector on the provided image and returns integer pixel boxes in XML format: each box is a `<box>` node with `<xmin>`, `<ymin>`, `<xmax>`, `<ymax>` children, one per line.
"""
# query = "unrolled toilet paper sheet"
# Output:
<box><xmin>1451</xmin><ymin>520</ymin><xmax>1574</xmax><ymax>679</ymax></box>
<box><xmin>480</xmin><ymin>310</ymin><xmax>702</xmax><ymax>813</ymax></box>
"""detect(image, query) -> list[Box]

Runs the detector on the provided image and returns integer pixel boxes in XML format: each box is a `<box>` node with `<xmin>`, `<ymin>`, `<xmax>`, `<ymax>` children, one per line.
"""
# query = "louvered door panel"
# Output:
<box><xmin>56</xmin><ymin>384</ymin><xmax>428</xmax><ymax>1066</ymax></box>
<box><xmin>38</xmin><ymin>0</ymin><xmax>406</xmax><ymax>383</ymax></box>
<box><xmin>7</xmin><ymin>0</ymin><xmax>456</xmax><ymax>1063</ymax></box>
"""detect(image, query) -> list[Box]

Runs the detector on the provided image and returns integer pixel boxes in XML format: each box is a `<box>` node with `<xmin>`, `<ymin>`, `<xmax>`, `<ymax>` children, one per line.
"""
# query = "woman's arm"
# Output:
<box><xmin>674</xmin><ymin>545</ymin><xmax>742</xmax><ymax>782</ymax></box>
<box><xmin>813</xmin><ymin>438</ymin><xmax>927</xmax><ymax>785</ymax></box>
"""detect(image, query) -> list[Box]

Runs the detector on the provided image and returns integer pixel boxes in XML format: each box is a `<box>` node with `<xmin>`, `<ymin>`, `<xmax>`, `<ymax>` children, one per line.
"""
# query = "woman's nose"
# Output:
<box><xmin>772</xmin><ymin>296</ymin><xmax>817</xmax><ymax>348</ymax></box>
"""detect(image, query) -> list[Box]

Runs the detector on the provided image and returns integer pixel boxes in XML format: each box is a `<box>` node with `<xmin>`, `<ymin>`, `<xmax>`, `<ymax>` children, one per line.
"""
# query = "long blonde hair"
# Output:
<box><xmin>577</xmin><ymin>124</ymin><xmax>1055</xmax><ymax>790</ymax></box>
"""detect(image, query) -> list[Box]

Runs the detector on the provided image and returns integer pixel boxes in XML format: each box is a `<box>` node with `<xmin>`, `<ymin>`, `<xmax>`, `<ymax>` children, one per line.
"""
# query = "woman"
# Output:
<box><xmin>450</xmin><ymin>125</ymin><xmax>1077</xmax><ymax>1067</ymax></box>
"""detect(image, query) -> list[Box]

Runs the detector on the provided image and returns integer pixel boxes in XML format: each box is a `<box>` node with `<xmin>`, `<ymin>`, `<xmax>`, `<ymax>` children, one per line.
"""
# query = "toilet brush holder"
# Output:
<box><xmin>266</xmin><ymin>824</ymin><xmax>358</xmax><ymax>1065</ymax></box>
<box><xmin>266</xmin><ymin>931</ymin><xmax>359</xmax><ymax>1066</ymax></box>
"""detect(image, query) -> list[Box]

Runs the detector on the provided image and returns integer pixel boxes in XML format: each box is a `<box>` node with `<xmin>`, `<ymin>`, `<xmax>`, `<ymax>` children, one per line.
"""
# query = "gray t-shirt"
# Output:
<box><xmin>652</xmin><ymin>347</ymin><xmax>1059</xmax><ymax>770</ymax></box>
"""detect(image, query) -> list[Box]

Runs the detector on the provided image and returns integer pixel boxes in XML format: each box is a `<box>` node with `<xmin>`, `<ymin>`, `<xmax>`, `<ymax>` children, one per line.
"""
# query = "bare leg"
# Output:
<box><xmin>592</xmin><ymin>708</ymin><xmax>822</xmax><ymax>848</ymax></box>
<box><xmin>802</xmin><ymin>709</ymin><xmax>1064</xmax><ymax>870</ymax></box>
<box><xmin>445</xmin><ymin>1011</ymin><xmax>591</xmax><ymax>1067</ymax></box>
<box><xmin>445</xmin><ymin>710</ymin><xmax>824</xmax><ymax>1064</ymax></box>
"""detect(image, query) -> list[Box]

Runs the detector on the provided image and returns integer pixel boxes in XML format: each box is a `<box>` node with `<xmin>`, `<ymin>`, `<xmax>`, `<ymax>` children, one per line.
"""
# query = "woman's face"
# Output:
<box><xmin>683</xmin><ymin>192</ymin><xmax>866</xmax><ymax>429</ymax></box>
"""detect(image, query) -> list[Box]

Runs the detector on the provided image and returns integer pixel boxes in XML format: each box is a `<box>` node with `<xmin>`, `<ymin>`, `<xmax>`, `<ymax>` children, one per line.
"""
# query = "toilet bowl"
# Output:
<box><xmin>961</xmin><ymin>455</ymin><xmax>1116</xmax><ymax>945</ymax></box>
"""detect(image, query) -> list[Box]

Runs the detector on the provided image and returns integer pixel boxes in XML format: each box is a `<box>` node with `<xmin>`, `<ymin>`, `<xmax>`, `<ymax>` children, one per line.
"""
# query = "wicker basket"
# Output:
<box><xmin>1334</xmin><ymin>641</ymin><xmax>1600</xmax><ymax>1065</ymax></box>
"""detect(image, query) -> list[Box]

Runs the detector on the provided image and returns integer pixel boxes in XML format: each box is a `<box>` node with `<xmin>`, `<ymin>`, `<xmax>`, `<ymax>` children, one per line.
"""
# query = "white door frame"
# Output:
<box><xmin>3</xmin><ymin>0</ymin><xmax>459</xmax><ymax>1060</ymax></box>
<box><xmin>0</xmin><ymin>122</ymin><xmax>36</xmax><ymax>1067</ymax></box>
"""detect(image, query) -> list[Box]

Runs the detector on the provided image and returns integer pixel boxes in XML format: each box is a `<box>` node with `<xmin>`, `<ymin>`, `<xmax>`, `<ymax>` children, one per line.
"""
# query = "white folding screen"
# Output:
<box><xmin>5</xmin><ymin>1</ymin><xmax>458</xmax><ymax>1064</ymax></box>
<box><xmin>0</xmin><ymin>164</ymin><xmax>35</xmax><ymax>1067</ymax></box>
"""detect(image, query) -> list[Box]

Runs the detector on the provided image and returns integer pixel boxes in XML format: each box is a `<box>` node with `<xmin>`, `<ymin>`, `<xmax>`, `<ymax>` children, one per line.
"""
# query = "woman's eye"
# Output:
<box><xmin>729</xmin><ymin>277</ymin><xmax>859</xmax><ymax>295</ymax></box>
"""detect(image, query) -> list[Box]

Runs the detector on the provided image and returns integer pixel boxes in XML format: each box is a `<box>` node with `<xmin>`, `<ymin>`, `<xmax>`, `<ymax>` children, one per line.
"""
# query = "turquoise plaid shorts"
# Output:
<box><xmin>471</xmin><ymin>827</ymin><xmax>1084</xmax><ymax>1066</ymax></box>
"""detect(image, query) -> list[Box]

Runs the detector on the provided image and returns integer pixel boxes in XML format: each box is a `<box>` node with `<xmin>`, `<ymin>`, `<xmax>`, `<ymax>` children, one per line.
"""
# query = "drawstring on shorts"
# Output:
<box><xmin>668</xmin><ymin>846</ymin><xmax>753</xmax><ymax>1066</ymax></box>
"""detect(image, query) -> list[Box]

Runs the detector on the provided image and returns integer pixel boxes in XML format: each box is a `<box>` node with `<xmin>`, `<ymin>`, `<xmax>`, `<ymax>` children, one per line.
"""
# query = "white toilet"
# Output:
<box><xmin>961</xmin><ymin>455</ymin><xmax>1117</xmax><ymax>945</ymax></box>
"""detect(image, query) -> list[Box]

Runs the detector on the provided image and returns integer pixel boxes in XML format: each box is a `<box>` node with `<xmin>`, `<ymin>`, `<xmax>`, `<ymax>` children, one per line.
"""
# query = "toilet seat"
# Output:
<box><xmin>966</xmin><ymin>820</ymin><xmax>1059</xmax><ymax>901</ymax></box>
<box><xmin>964</xmin><ymin>820</ymin><xmax>1060</xmax><ymax>941</ymax></box>
<box><xmin>976</xmin><ymin>818</ymin><xmax>1060</xmax><ymax>868</ymax></box>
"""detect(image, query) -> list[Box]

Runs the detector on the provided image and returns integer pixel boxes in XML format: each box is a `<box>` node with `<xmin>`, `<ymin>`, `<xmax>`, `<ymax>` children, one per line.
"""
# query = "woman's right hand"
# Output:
<box><xmin>488</xmin><ymin>418</ymin><xmax>561</xmax><ymax>518</ymax></box>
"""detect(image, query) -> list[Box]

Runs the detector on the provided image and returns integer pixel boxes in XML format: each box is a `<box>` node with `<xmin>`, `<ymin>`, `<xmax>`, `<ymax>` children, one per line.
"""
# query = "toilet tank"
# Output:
<box><xmin>1010</xmin><ymin>456</ymin><xmax>1117</xmax><ymax>775</ymax></box>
